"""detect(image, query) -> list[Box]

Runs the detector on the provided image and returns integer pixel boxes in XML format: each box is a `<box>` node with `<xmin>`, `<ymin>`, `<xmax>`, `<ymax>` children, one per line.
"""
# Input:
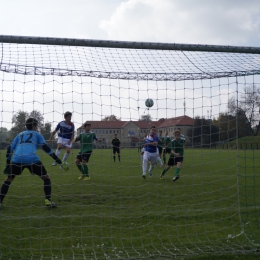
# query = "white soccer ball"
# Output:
<box><xmin>145</xmin><ymin>98</ymin><xmax>154</xmax><ymax>108</ymax></box>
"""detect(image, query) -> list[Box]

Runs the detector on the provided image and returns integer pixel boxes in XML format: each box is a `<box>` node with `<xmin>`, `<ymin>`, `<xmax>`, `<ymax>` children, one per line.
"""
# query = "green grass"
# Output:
<box><xmin>0</xmin><ymin>148</ymin><xmax>260</xmax><ymax>259</ymax></box>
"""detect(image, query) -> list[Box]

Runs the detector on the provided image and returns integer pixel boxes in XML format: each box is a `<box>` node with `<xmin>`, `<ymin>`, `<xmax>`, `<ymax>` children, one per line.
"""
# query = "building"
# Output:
<box><xmin>77</xmin><ymin>115</ymin><xmax>194</xmax><ymax>148</ymax></box>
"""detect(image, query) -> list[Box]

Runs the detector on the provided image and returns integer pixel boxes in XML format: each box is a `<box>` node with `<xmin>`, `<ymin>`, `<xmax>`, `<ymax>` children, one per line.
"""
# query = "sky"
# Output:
<box><xmin>0</xmin><ymin>0</ymin><xmax>260</xmax><ymax>130</ymax></box>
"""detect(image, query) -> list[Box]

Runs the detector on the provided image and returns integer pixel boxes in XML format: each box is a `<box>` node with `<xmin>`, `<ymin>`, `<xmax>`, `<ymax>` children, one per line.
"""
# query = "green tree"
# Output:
<box><xmin>228</xmin><ymin>84</ymin><xmax>260</xmax><ymax>136</ymax></box>
<box><xmin>11</xmin><ymin>111</ymin><xmax>29</xmax><ymax>138</ymax></box>
<box><xmin>101</xmin><ymin>115</ymin><xmax>121</xmax><ymax>121</ymax></box>
<box><xmin>187</xmin><ymin>116</ymin><xmax>219</xmax><ymax>146</ymax></box>
<box><xmin>140</xmin><ymin>114</ymin><xmax>152</xmax><ymax>121</ymax></box>
<box><xmin>41</xmin><ymin>122</ymin><xmax>52</xmax><ymax>140</ymax></box>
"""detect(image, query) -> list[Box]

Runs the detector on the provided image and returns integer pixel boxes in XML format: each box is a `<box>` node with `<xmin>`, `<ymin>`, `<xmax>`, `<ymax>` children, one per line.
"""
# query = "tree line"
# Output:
<box><xmin>1</xmin><ymin>85</ymin><xmax>259</xmax><ymax>147</ymax></box>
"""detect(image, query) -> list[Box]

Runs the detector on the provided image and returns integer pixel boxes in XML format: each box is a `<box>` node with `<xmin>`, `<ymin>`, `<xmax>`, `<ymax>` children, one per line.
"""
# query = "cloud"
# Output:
<box><xmin>99</xmin><ymin>0</ymin><xmax>260</xmax><ymax>46</ymax></box>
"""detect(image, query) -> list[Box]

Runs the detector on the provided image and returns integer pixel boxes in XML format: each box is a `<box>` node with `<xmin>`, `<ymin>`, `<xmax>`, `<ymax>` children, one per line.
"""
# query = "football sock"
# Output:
<box><xmin>118</xmin><ymin>156</ymin><xmax>120</xmax><ymax>162</ymax></box>
<box><xmin>43</xmin><ymin>178</ymin><xmax>51</xmax><ymax>200</ymax></box>
<box><xmin>83</xmin><ymin>165</ymin><xmax>89</xmax><ymax>176</ymax></box>
<box><xmin>163</xmin><ymin>156</ymin><xmax>166</xmax><ymax>164</ymax></box>
<box><xmin>161</xmin><ymin>168</ymin><xmax>169</xmax><ymax>176</ymax></box>
<box><xmin>62</xmin><ymin>153</ymin><xmax>69</xmax><ymax>161</ymax></box>
<box><xmin>113</xmin><ymin>156</ymin><xmax>115</xmax><ymax>162</ymax></box>
<box><xmin>0</xmin><ymin>180</ymin><xmax>11</xmax><ymax>202</ymax></box>
<box><xmin>175</xmin><ymin>168</ymin><xmax>180</xmax><ymax>176</ymax></box>
<box><xmin>55</xmin><ymin>149</ymin><xmax>61</xmax><ymax>157</ymax></box>
<box><xmin>76</xmin><ymin>164</ymin><xmax>84</xmax><ymax>174</ymax></box>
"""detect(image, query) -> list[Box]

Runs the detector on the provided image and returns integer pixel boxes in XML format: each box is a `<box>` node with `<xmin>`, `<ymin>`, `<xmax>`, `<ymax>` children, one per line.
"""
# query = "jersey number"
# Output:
<box><xmin>20</xmin><ymin>133</ymin><xmax>33</xmax><ymax>144</ymax></box>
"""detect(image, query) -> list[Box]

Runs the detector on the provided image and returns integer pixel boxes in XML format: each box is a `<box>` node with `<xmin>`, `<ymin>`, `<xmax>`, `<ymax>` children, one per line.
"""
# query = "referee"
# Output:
<box><xmin>112</xmin><ymin>134</ymin><xmax>121</xmax><ymax>162</ymax></box>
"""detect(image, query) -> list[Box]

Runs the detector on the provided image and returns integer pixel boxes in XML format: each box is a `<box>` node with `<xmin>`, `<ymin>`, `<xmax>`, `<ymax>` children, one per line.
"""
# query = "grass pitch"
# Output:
<box><xmin>0</xmin><ymin>148</ymin><xmax>259</xmax><ymax>259</ymax></box>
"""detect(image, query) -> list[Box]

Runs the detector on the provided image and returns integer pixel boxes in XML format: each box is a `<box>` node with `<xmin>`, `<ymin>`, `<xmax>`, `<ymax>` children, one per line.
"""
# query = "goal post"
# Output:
<box><xmin>0</xmin><ymin>35</ymin><xmax>260</xmax><ymax>259</ymax></box>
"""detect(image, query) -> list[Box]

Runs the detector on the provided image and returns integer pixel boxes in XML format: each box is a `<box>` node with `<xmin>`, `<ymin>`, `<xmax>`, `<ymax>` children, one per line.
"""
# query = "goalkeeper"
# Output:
<box><xmin>0</xmin><ymin>118</ymin><xmax>69</xmax><ymax>210</ymax></box>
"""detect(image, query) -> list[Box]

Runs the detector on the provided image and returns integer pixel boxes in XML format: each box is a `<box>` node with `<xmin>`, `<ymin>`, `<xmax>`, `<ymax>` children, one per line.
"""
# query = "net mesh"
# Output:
<box><xmin>0</xmin><ymin>37</ymin><xmax>260</xmax><ymax>259</ymax></box>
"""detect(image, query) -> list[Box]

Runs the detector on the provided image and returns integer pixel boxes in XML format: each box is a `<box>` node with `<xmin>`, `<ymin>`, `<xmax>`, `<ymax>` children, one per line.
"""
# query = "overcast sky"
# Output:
<box><xmin>1</xmin><ymin>0</ymin><xmax>260</xmax><ymax>130</ymax></box>
<box><xmin>1</xmin><ymin>0</ymin><xmax>260</xmax><ymax>47</ymax></box>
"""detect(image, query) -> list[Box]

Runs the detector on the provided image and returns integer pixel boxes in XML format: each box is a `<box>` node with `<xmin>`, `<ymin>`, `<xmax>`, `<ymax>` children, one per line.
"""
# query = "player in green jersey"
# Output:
<box><xmin>157</xmin><ymin>130</ymin><xmax>164</xmax><ymax>159</ymax></box>
<box><xmin>160</xmin><ymin>129</ymin><xmax>185</xmax><ymax>182</ymax></box>
<box><xmin>74</xmin><ymin>122</ymin><xmax>102</xmax><ymax>181</ymax></box>
<box><xmin>162</xmin><ymin>131</ymin><xmax>171</xmax><ymax>164</ymax></box>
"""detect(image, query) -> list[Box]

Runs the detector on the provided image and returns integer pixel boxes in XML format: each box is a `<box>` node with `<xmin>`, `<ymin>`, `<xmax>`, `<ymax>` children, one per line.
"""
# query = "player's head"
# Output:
<box><xmin>150</xmin><ymin>125</ymin><xmax>156</xmax><ymax>135</ymax></box>
<box><xmin>83</xmin><ymin>122</ymin><xmax>91</xmax><ymax>131</ymax></box>
<box><xmin>174</xmin><ymin>129</ymin><xmax>181</xmax><ymax>139</ymax></box>
<box><xmin>114</xmin><ymin>134</ymin><xmax>117</xmax><ymax>138</ymax></box>
<box><xmin>64</xmin><ymin>111</ymin><xmax>72</xmax><ymax>120</ymax></box>
<box><xmin>26</xmin><ymin>118</ymin><xmax>38</xmax><ymax>130</ymax></box>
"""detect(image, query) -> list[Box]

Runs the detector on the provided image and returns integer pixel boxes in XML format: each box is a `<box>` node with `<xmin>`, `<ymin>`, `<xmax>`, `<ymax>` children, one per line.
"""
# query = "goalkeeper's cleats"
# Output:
<box><xmin>173</xmin><ymin>175</ymin><xmax>180</xmax><ymax>182</ymax></box>
<box><xmin>45</xmin><ymin>199</ymin><xmax>57</xmax><ymax>208</ymax></box>
<box><xmin>142</xmin><ymin>174</ymin><xmax>146</xmax><ymax>179</ymax></box>
<box><xmin>3</xmin><ymin>165</ymin><xmax>10</xmax><ymax>175</ymax></box>
<box><xmin>51</xmin><ymin>161</ymin><xmax>57</xmax><ymax>166</ymax></box>
<box><xmin>60</xmin><ymin>161</ymin><xmax>69</xmax><ymax>171</ymax></box>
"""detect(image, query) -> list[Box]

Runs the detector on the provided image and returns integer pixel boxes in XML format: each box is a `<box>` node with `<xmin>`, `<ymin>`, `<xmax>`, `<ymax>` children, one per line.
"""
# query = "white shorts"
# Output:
<box><xmin>57</xmin><ymin>137</ymin><xmax>72</xmax><ymax>148</ymax></box>
<box><xmin>143</xmin><ymin>151</ymin><xmax>158</xmax><ymax>165</ymax></box>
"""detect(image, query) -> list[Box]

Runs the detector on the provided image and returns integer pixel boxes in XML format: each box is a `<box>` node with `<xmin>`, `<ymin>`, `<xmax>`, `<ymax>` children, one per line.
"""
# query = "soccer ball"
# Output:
<box><xmin>145</xmin><ymin>98</ymin><xmax>154</xmax><ymax>108</ymax></box>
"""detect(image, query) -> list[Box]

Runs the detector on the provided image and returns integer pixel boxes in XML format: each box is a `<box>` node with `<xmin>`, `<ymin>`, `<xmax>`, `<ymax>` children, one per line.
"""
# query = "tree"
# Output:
<box><xmin>228</xmin><ymin>84</ymin><xmax>260</xmax><ymax>136</ymax></box>
<box><xmin>101</xmin><ymin>115</ymin><xmax>121</xmax><ymax>121</ymax></box>
<box><xmin>41</xmin><ymin>122</ymin><xmax>52</xmax><ymax>140</ymax></box>
<box><xmin>11</xmin><ymin>111</ymin><xmax>29</xmax><ymax>138</ymax></box>
<box><xmin>29</xmin><ymin>110</ymin><xmax>44</xmax><ymax>129</ymax></box>
<box><xmin>186</xmin><ymin>116</ymin><xmax>219</xmax><ymax>146</ymax></box>
<box><xmin>10</xmin><ymin>110</ymin><xmax>45</xmax><ymax>138</ymax></box>
<box><xmin>139</xmin><ymin>114</ymin><xmax>152</xmax><ymax>121</ymax></box>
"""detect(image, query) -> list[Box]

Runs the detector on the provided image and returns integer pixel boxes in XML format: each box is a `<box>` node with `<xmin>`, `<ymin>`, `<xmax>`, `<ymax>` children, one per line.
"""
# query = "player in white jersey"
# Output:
<box><xmin>142</xmin><ymin>125</ymin><xmax>159</xmax><ymax>179</ymax></box>
<box><xmin>48</xmin><ymin>111</ymin><xmax>74</xmax><ymax>168</ymax></box>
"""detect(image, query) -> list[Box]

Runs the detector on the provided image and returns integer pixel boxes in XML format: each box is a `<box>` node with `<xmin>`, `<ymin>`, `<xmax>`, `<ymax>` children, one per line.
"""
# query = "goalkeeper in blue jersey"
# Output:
<box><xmin>0</xmin><ymin>118</ymin><xmax>69</xmax><ymax>210</ymax></box>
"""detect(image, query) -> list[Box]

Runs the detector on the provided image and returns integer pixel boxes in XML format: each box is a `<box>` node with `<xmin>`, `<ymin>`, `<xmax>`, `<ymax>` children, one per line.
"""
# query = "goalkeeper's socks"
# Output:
<box><xmin>175</xmin><ymin>167</ymin><xmax>180</xmax><ymax>176</ymax></box>
<box><xmin>0</xmin><ymin>180</ymin><xmax>11</xmax><ymax>202</ymax></box>
<box><xmin>43</xmin><ymin>178</ymin><xmax>51</xmax><ymax>200</ymax></box>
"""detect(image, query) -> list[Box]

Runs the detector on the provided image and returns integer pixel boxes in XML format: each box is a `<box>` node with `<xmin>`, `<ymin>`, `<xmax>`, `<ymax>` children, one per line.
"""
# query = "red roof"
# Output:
<box><xmin>79</xmin><ymin>115</ymin><xmax>194</xmax><ymax>129</ymax></box>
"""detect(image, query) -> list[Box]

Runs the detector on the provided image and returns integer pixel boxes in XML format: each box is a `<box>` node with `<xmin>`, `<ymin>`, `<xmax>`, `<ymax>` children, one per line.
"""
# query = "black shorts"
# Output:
<box><xmin>158</xmin><ymin>146</ymin><xmax>163</xmax><ymax>154</ymax></box>
<box><xmin>164</xmin><ymin>147</ymin><xmax>172</xmax><ymax>155</ymax></box>
<box><xmin>76</xmin><ymin>152</ymin><xmax>92</xmax><ymax>162</ymax></box>
<box><xmin>167</xmin><ymin>156</ymin><xmax>183</xmax><ymax>166</ymax></box>
<box><xmin>113</xmin><ymin>147</ymin><xmax>120</xmax><ymax>154</ymax></box>
<box><xmin>8</xmin><ymin>161</ymin><xmax>47</xmax><ymax>178</ymax></box>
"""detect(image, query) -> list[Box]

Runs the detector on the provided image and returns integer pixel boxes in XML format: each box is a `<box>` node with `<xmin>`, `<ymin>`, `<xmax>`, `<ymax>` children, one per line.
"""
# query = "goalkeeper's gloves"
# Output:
<box><xmin>60</xmin><ymin>161</ymin><xmax>69</xmax><ymax>171</ymax></box>
<box><xmin>3</xmin><ymin>165</ymin><xmax>10</xmax><ymax>175</ymax></box>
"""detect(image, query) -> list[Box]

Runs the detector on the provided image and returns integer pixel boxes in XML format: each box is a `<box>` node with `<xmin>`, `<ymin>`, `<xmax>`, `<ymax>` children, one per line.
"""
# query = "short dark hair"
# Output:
<box><xmin>64</xmin><ymin>111</ymin><xmax>72</xmax><ymax>119</ymax></box>
<box><xmin>84</xmin><ymin>122</ymin><xmax>91</xmax><ymax>127</ymax></box>
<box><xmin>150</xmin><ymin>125</ymin><xmax>156</xmax><ymax>130</ymax></box>
<box><xmin>26</xmin><ymin>118</ymin><xmax>38</xmax><ymax>130</ymax></box>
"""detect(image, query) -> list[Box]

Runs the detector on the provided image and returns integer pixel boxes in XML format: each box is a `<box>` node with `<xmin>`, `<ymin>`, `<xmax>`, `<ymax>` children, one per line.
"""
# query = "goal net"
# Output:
<box><xmin>0</xmin><ymin>35</ymin><xmax>260</xmax><ymax>259</ymax></box>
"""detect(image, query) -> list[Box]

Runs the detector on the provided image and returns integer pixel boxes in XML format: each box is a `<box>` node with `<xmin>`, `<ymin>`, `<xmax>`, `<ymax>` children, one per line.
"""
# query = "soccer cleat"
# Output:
<box><xmin>160</xmin><ymin>174</ymin><xmax>164</xmax><ymax>179</ymax></box>
<box><xmin>60</xmin><ymin>161</ymin><xmax>69</xmax><ymax>171</ymax></box>
<box><xmin>78</xmin><ymin>175</ymin><xmax>89</xmax><ymax>180</ymax></box>
<box><xmin>84</xmin><ymin>176</ymin><xmax>90</xmax><ymax>181</ymax></box>
<box><xmin>173</xmin><ymin>175</ymin><xmax>180</xmax><ymax>182</ymax></box>
<box><xmin>45</xmin><ymin>199</ymin><xmax>57</xmax><ymax>208</ymax></box>
<box><xmin>78</xmin><ymin>175</ymin><xmax>84</xmax><ymax>180</ymax></box>
<box><xmin>51</xmin><ymin>161</ymin><xmax>57</xmax><ymax>166</ymax></box>
<box><xmin>142</xmin><ymin>174</ymin><xmax>146</xmax><ymax>179</ymax></box>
